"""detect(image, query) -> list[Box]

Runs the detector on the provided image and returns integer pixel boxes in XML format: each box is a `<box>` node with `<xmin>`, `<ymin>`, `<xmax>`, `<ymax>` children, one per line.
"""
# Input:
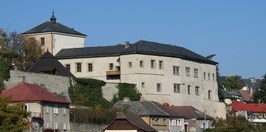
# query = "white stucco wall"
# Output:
<box><xmin>23</xmin><ymin>32</ymin><xmax>85</xmax><ymax>55</ymax></box>
<box><xmin>53</xmin><ymin>33</ymin><xmax>85</xmax><ymax>55</ymax></box>
<box><xmin>58</xmin><ymin>54</ymin><xmax>226</xmax><ymax>118</ymax></box>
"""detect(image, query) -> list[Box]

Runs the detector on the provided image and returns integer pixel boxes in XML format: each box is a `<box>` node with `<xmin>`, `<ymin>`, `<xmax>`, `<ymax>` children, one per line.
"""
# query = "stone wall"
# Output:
<box><xmin>4</xmin><ymin>70</ymin><xmax>119</xmax><ymax>102</ymax></box>
<box><xmin>4</xmin><ymin>70</ymin><xmax>72</xmax><ymax>100</ymax></box>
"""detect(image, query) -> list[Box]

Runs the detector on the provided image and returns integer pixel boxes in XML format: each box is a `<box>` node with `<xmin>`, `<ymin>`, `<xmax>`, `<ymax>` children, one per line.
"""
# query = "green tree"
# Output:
<box><xmin>207</xmin><ymin>115</ymin><xmax>262</xmax><ymax>132</ymax></box>
<box><xmin>223</xmin><ymin>75</ymin><xmax>244</xmax><ymax>90</ymax></box>
<box><xmin>112</xmin><ymin>83</ymin><xmax>141</xmax><ymax>103</ymax></box>
<box><xmin>68</xmin><ymin>78</ymin><xmax>110</xmax><ymax>108</ymax></box>
<box><xmin>0</xmin><ymin>96</ymin><xmax>30</xmax><ymax>131</ymax></box>
<box><xmin>253</xmin><ymin>74</ymin><xmax>266</xmax><ymax>103</ymax></box>
<box><xmin>0</xmin><ymin>29</ymin><xmax>12</xmax><ymax>90</ymax></box>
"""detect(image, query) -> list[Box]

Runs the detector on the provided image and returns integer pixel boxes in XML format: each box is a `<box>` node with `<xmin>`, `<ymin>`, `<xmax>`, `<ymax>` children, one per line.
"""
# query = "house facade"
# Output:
<box><xmin>1</xmin><ymin>82</ymin><xmax>70</xmax><ymax>131</ymax></box>
<box><xmin>22</xmin><ymin>12</ymin><xmax>86</xmax><ymax>55</ymax></box>
<box><xmin>230</xmin><ymin>101</ymin><xmax>266</xmax><ymax>125</ymax></box>
<box><xmin>56</xmin><ymin>40</ymin><xmax>226</xmax><ymax>118</ymax></box>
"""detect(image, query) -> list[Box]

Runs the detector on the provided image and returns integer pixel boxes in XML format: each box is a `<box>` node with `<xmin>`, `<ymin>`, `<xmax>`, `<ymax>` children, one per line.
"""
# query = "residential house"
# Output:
<box><xmin>1</xmin><ymin>82</ymin><xmax>70</xmax><ymax>131</ymax></box>
<box><xmin>103</xmin><ymin>112</ymin><xmax>157</xmax><ymax>132</ymax></box>
<box><xmin>115</xmin><ymin>100</ymin><xmax>184</xmax><ymax>132</ymax></box>
<box><xmin>167</xmin><ymin>106</ymin><xmax>213</xmax><ymax>132</ymax></box>
<box><xmin>229</xmin><ymin>101</ymin><xmax>266</xmax><ymax>125</ymax></box>
<box><xmin>22</xmin><ymin>12</ymin><xmax>86</xmax><ymax>55</ymax></box>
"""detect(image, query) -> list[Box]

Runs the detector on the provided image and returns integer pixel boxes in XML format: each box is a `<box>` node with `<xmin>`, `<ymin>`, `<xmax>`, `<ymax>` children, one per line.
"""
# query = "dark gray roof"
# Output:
<box><xmin>22</xmin><ymin>14</ymin><xmax>86</xmax><ymax>36</ymax></box>
<box><xmin>115</xmin><ymin>101</ymin><xmax>169</xmax><ymax>117</ymax></box>
<box><xmin>27</xmin><ymin>51</ymin><xmax>74</xmax><ymax>77</ymax></box>
<box><xmin>56</xmin><ymin>40</ymin><xmax>217</xmax><ymax>65</ymax></box>
<box><xmin>168</xmin><ymin>106</ymin><xmax>213</xmax><ymax>120</ymax></box>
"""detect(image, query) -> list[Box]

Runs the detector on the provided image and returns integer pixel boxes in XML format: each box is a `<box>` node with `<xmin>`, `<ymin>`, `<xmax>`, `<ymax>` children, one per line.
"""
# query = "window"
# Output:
<box><xmin>185</xmin><ymin>67</ymin><xmax>190</xmax><ymax>76</ymax></box>
<box><xmin>173</xmin><ymin>66</ymin><xmax>180</xmax><ymax>75</ymax></box>
<box><xmin>208</xmin><ymin>73</ymin><xmax>210</xmax><ymax>80</ymax></box>
<box><xmin>140</xmin><ymin>61</ymin><xmax>144</xmax><ymax>68</ymax></box>
<box><xmin>194</xmin><ymin>68</ymin><xmax>198</xmax><ymax>78</ymax></box>
<box><xmin>203</xmin><ymin>72</ymin><xmax>206</xmax><ymax>80</ymax></box>
<box><xmin>22</xmin><ymin>105</ymin><xmax>28</xmax><ymax>111</ymax></box>
<box><xmin>109</xmin><ymin>63</ymin><xmax>114</xmax><ymax>70</ymax></box>
<box><xmin>41</xmin><ymin>37</ymin><xmax>45</xmax><ymax>45</ymax></box>
<box><xmin>65</xmin><ymin>64</ymin><xmax>70</xmax><ymax>71</ymax></box>
<box><xmin>208</xmin><ymin>90</ymin><xmax>211</xmax><ymax>99</ymax></box>
<box><xmin>141</xmin><ymin>82</ymin><xmax>145</xmax><ymax>88</ymax></box>
<box><xmin>159</xmin><ymin>60</ymin><xmax>163</xmax><ymax>69</ymax></box>
<box><xmin>212</xmin><ymin>73</ymin><xmax>215</xmax><ymax>81</ymax></box>
<box><xmin>151</xmin><ymin>60</ymin><xmax>155</xmax><ymax>68</ymax></box>
<box><xmin>46</xmin><ymin>106</ymin><xmax>49</xmax><ymax>113</ymax></box>
<box><xmin>46</xmin><ymin>122</ymin><xmax>49</xmax><ymax>128</ymax></box>
<box><xmin>63</xmin><ymin>123</ymin><xmax>67</xmax><ymax>130</ymax></box>
<box><xmin>157</xmin><ymin>83</ymin><xmax>161</xmax><ymax>92</ymax></box>
<box><xmin>63</xmin><ymin>108</ymin><xmax>66</xmax><ymax>115</ymax></box>
<box><xmin>53</xmin><ymin>107</ymin><xmax>58</xmax><ymax>115</ymax></box>
<box><xmin>195</xmin><ymin>86</ymin><xmax>199</xmax><ymax>95</ymax></box>
<box><xmin>128</xmin><ymin>62</ymin><xmax>132</xmax><ymax>68</ymax></box>
<box><xmin>55</xmin><ymin>122</ymin><xmax>58</xmax><ymax>129</ymax></box>
<box><xmin>187</xmin><ymin>85</ymin><xmax>191</xmax><ymax>94</ymax></box>
<box><xmin>174</xmin><ymin>83</ymin><xmax>181</xmax><ymax>93</ymax></box>
<box><xmin>76</xmin><ymin>63</ymin><xmax>81</xmax><ymax>72</ymax></box>
<box><xmin>88</xmin><ymin>63</ymin><xmax>93</xmax><ymax>72</ymax></box>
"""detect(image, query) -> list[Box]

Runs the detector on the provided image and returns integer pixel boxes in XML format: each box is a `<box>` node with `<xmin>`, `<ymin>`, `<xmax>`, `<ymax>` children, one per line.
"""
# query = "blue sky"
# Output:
<box><xmin>1</xmin><ymin>1</ymin><xmax>265</xmax><ymax>79</ymax></box>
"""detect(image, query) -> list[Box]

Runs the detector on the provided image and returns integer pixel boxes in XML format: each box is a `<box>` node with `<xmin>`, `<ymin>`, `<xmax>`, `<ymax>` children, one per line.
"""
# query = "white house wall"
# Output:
<box><xmin>53</xmin><ymin>33</ymin><xmax>85</xmax><ymax>55</ymax></box>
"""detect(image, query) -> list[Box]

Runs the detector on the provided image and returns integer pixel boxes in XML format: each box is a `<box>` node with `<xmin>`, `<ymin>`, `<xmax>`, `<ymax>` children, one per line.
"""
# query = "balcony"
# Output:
<box><xmin>30</xmin><ymin>112</ymin><xmax>42</xmax><ymax>118</ymax></box>
<box><xmin>106</xmin><ymin>70</ymin><xmax>121</xmax><ymax>80</ymax></box>
<box><xmin>106</xmin><ymin>70</ymin><xmax>121</xmax><ymax>76</ymax></box>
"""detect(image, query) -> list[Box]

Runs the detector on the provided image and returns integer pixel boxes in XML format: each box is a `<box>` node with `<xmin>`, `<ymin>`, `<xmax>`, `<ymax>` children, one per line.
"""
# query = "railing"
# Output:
<box><xmin>31</xmin><ymin>112</ymin><xmax>42</xmax><ymax>118</ymax></box>
<box><xmin>106</xmin><ymin>70</ymin><xmax>120</xmax><ymax>76</ymax></box>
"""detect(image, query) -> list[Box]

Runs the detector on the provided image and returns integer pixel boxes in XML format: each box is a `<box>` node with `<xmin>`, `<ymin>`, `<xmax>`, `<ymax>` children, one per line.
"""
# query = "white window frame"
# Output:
<box><xmin>173</xmin><ymin>66</ymin><xmax>180</xmax><ymax>75</ymax></box>
<box><xmin>174</xmin><ymin>83</ymin><xmax>181</xmax><ymax>93</ymax></box>
<box><xmin>185</xmin><ymin>67</ymin><xmax>190</xmax><ymax>76</ymax></box>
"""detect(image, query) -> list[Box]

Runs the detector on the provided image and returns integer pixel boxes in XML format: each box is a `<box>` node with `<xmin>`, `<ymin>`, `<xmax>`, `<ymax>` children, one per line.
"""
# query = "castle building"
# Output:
<box><xmin>56</xmin><ymin>40</ymin><xmax>226</xmax><ymax>118</ymax></box>
<box><xmin>23</xmin><ymin>13</ymin><xmax>226</xmax><ymax>119</ymax></box>
<box><xmin>22</xmin><ymin>12</ymin><xmax>86</xmax><ymax>55</ymax></box>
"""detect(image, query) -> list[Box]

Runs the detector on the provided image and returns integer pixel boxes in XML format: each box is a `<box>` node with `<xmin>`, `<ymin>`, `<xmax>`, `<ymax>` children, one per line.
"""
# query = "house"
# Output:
<box><xmin>115</xmin><ymin>100</ymin><xmax>184</xmax><ymax>132</ymax></box>
<box><xmin>229</xmin><ymin>101</ymin><xmax>266</xmax><ymax>125</ymax></box>
<box><xmin>167</xmin><ymin>106</ymin><xmax>213</xmax><ymax>132</ymax></box>
<box><xmin>103</xmin><ymin>112</ymin><xmax>157</xmax><ymax>132</ymax></box>
<box><xmin>1</xmin><ymin>82</ymin><xmax>70</xmax><ymax>131</ymax></box>
<box><xmin>27</xmin><ymin>51</ymin><xmax>74</xmax><ymax>77</ymax></box>
<box><xmin>22</xmin><ymin>12</ymin><xmax>86</xmax><ymax>55</ymax></box>
<box><xmin>56</xmin><ymin>40</ymin><xmax>226</xmax><ymax>119</ymax></box>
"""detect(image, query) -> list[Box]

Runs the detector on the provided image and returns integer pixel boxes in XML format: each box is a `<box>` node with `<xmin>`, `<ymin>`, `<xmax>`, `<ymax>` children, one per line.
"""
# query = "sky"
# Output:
<box><xmin>0</xmin><ymin>1</ymin><xmax>265</xmax><ymax>79</ymax></box>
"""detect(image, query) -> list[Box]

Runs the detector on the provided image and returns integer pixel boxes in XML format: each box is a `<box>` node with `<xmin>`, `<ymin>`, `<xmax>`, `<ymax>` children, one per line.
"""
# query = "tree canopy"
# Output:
<box><xmin>112</xmin><ymin>83</ymin><xmax>141</xmax><ymax>103</ymax></box>
<box><xmin>253</xmin><ymin>74</ymin><xmax>266</xmax><ymax>103</ymax></box>
<box><xmin>0</xmin><ymin>96</ymin><xmax>30</xmax><ymax>131</ymax></box>
<box><xmin>223</xmin><ymin>75</ymin><xmax>244</xmax><ymax>90</ymax></box>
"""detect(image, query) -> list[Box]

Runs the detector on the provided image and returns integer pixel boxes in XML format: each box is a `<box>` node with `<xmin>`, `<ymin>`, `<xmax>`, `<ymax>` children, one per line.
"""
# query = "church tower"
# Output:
<box><xmin>22</xmin><ymin>12</ymin><xmax>86</xmax><ymax>55</ymax></box>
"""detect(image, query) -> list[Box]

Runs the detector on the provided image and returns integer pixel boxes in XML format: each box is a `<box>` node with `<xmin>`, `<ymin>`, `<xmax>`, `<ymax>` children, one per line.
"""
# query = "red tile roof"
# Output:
<box><xmin>239</xmin><ymin>90</ymin><xmax>253</xmax><ymax>102</ymax></box>
<box><xmin>1</xmin><ymin>82</ymin><xmax>69</xmax><ymax>104</ymax></box>
<box><xmin>230</xmin><ymin>101</ymin><xmax>266</xmax><ymax>112</ymax></box>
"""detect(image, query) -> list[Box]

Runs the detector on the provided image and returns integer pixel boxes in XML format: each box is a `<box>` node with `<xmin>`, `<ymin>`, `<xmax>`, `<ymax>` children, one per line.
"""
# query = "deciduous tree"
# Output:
<box><xmin>223</xmin><ymin>75</ymin><xmax>244</xmax><ymax>90</ymax></box>
<box><xmin>253</xmin><ymin>74</ymin><xmax>266</xmax><ymax>103</ymax></box>
<box><xmin>0</xmin><ymin>96</ymin><xmax>30</xmax><ymax>131</ymax></box>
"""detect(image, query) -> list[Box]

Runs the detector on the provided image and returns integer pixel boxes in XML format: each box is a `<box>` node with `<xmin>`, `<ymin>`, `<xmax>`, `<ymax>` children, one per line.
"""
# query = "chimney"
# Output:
<box><xmin>124</xmin><ymin>41</ymin><xmax>130</xmax><ymax>49</ymax></box>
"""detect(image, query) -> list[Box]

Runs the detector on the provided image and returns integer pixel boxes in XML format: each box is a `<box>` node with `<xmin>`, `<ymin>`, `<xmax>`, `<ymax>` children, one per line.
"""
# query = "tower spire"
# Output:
<box><xmin>50</xmin><ymin>10</ymin><xmax>56</xmax><ymax>23</ymax></box>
